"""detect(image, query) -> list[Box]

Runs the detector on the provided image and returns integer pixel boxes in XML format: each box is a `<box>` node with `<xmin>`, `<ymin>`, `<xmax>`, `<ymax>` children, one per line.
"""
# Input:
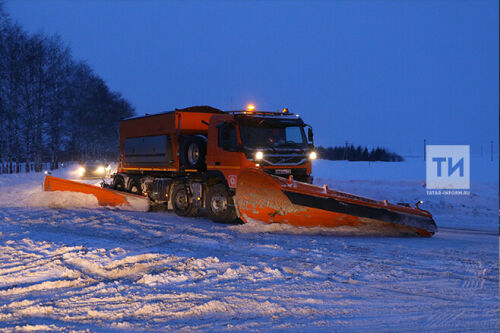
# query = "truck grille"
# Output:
<box><xmin>262</xmin><ymin>154</ymin><xmax>307</xmax><ymax>166</ymax></box>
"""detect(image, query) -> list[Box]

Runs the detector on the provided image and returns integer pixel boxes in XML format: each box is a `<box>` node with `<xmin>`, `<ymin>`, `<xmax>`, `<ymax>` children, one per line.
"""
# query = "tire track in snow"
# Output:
<box><xmin>0</xmin><ymin>171</ymin><xmax>498</xmax><ymax>331</ymax></box>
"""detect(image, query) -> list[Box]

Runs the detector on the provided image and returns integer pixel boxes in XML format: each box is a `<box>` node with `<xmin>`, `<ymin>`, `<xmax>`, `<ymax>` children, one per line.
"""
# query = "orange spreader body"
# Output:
<box><xmin>43</xmin><ymin>176</ymin><xmax>132</xmax><ymax>207</ymax></box>
<box><xmin>234</xmin><ymin>168</ymin><xmax>437</xmax><ymax>237</ymax></box>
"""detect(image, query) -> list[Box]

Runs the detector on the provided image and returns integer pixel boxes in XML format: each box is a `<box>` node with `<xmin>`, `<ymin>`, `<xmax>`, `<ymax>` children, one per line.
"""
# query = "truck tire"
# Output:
<box><xmin>128</xmin><ymin>177</ymin><xmax>142</xmax><ymax>194</ymax></box>
<box><xmin>180</xmin><ymin>135</ymin><xmax>206</xmax><ymax>170</ymax></box>
<box><xmin>113</xmin><ymin>174</ymin><xmax>125</xmax><ymax>190</ymax></box>
<box><xmin>171</xmin><ymin>183</ymin><xmax>199</xmax><ymax>217</ymax></box>
<box><xmin>206</xmin><ymin>184</ymin><xmax>237</xmax><ymax>223</ymax></box>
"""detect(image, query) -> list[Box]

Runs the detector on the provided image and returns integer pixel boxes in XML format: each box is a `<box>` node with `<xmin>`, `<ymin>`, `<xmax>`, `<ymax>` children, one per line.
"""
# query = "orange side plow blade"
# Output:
<box><xmin>43</xmin><ymin>175</ymin><xmax>133</xmax><ymax>207</ymax></box>
<box><xmin>234</xmin><ymin>168</ymin><xmax>437</xmax><ymax>237</ymax></box>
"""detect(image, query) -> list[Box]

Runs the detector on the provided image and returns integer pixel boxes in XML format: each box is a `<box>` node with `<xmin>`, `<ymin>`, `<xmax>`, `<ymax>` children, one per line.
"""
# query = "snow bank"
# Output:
<box><xmin>22</xmin><ymin>189</ymin><xmax>151</xmax><ymax>212</ymax></box>
<box><xmin>231</xmin><ymin>218</ymin><xmax>412</xmax><ymax>237</ymax></box>
<box><xmin>0</xmin><ymin>178</ymin><xmax>150</xmax><ymax>212</ymax></box>
<box><xmin>23</xmin><ymin>191</ymin><xmax>100</xmax><ymax>209</ymax></box>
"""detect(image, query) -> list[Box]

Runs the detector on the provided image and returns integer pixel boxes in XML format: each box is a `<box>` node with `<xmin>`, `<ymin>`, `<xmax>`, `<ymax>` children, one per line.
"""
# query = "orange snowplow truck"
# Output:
<box><xmin>113</xmin><ymin>105</ymin><xmax>316</xmax><ymax>222</ymax></box>
<box><xmin>43</xmin><ymin>104</ymin><xmax>437</xmax><ymax>236</ymax></box>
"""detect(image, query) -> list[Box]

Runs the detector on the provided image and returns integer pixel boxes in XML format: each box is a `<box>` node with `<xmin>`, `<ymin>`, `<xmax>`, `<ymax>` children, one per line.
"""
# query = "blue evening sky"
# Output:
<box><xmin>6</xmin><ymin>0</ymin><xmax>499</xmax><ymax>155</ymax></box>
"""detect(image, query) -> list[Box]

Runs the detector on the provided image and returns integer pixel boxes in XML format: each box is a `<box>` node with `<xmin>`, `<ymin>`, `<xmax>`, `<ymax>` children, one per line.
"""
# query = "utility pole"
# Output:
<box><xmin>424</xmin><ymin>139</ymin><xmax>426</xmax><ymax>161</ymax></box>
<box><xmin>491</xmin><ymin>141</ymin><xmax>494</xmax><ymax>162</ymax></box>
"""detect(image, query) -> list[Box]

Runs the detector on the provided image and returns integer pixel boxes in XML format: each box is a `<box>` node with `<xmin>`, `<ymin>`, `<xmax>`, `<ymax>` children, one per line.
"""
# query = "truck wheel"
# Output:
<box><xmin>172</xmin><ymin>183</ymin><xmax>198</xmax><ymax>217</ymax></box>
<box><xmin>180</xmin><ymin>136</ymin><xmax>206</xmax><ymax>170</ymax></box>
<box><xmin>113</xmin><ymin>174</ymin><xmax>125</xmax><ymax>190</ymax></box>
<box><xmin>206</xmin><ymin>184</ymin><xmax>237</xmax><ymax>223</ymax></box>
<box><xmin>128</xmin><ymin>178</ymin><xmax>142</xmax><ymax>194</ymax></box>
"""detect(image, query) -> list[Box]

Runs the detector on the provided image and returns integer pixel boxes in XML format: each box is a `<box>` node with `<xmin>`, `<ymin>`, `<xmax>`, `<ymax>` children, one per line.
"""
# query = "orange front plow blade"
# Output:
<box><xmin>43</xmin><ymin>175</ymin><xmax>132</xmax><ymax>207</ymax></box>
<box><xmin>234</xmin><ymin>168</ymin><xmax>437</xmax><ymax>236</ymax></box>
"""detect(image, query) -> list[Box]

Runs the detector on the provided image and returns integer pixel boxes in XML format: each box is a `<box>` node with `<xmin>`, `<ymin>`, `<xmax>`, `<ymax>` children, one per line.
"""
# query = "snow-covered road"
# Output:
<box><xmin>0</xmin><ymin>160</ymin><xmax>498</xmax><ymax>332</ymax></box>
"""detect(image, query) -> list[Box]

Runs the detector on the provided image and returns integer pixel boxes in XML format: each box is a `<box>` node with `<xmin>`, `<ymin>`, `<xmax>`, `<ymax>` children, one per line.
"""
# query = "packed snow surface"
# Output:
<box><xmin>0</xmin><ymin>160</ymin><xmax>498</xmax><ymax>331</ymax></box>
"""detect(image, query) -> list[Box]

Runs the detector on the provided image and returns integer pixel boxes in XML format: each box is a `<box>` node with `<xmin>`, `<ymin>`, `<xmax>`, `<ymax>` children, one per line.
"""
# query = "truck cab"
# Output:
<box><xmin>206</xmin><ymin>111</ymin><xmax>315</xmax><ymax>189</ymax></box>
<box><xmin>114</xmin><ymin>106</ymin><xmax>316</xmax><ymax>223</ymax></box>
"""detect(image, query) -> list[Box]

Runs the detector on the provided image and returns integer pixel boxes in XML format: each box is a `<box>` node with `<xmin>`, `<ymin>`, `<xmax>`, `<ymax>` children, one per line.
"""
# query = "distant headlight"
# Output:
<box><xmin>255</xmin><ymin>151</ymin><xmax>264</xmax><ymax>161</ymax></box>
<box><xmin>96</xmin><ymin>166</ymin><xmax>105</xmax><ymax>174</ymax></box>
<box><xmin>77</xmin><ymin>166</ymin><xmax>85</xmax><ymax>177</ymax></box>
<box><xmin>309</xmin><ymin>151</ymin><xmax>317</xmax><ymax>160</ymax></box>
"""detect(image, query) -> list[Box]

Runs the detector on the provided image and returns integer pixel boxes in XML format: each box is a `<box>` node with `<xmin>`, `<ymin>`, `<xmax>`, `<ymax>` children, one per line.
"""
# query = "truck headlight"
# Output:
<box><xmin>309</xmin><ymin>151</ymin><xmax>317</xmax><ymax>160</ymax></box>
<box><xmin>77</xmin><ymin>166</ymin><xmax>85</xmax><ymax>177</ymax></box>
<box><xmin>96</xmin><ymin>166</ymin><xmax>105</xmax><ymax>174</ymax></box>
<box><xmin>255</xmin><ymin>151</ymin><xmax>264</xmax><ymax>161</ymax></box>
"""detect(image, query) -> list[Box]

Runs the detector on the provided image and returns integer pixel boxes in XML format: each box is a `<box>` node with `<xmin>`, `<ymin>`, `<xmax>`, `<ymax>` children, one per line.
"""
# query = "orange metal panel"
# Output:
<box><xmin>234</xmin><ymin>168</ymin><xmax>436</xmax><ymax>237</ymax></box>
<box><xmin>176</xmin><ymin>111</ymin><xmax>215</xmax><ymax>132</ymax></box>
<box><xmin>123</xmin><ymin>167</ymin><xmax>177</xmax><ymax>172</ymax></box>
<box><xmin>43</xmin><ymin>176</ymin><xmax>130</xmax><ymax>206</ymax></box>
<box><xmin>119</xmin><ymin>111</ymin><xmax>219</xmax><ymax>173</ymax></box>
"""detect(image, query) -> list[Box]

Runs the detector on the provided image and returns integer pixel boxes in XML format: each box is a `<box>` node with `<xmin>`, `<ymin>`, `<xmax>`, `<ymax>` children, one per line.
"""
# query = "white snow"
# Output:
<box><xmin>0</xmin><ymin>159</ymin><xmax>497</xmax><ymax>331</ymax></box>
<box><xmin>231</xmin><ymin>218</ymin><xmax>414</xmax><ymax>237</ymax></box>
<box><xmin>122</xmin><ymin>195</ymin><xmax>151</xmax><ymax>212</ymax></box>
<box><xmin>0</xmin><ymin>164</ymin><xmax>149</xmax><ymax>212</ymax></box>
<box><xmin>24</xmin><ymin>191</ymin><xmax>100</xmax><ymax>209</ymax></box>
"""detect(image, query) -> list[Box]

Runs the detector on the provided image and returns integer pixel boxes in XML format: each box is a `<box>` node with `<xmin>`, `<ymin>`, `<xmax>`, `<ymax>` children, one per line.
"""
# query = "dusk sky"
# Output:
<box><xmin>6</xmin><ymin>0</ymin><xmax>499</xmax><ymax>155</ymax></box>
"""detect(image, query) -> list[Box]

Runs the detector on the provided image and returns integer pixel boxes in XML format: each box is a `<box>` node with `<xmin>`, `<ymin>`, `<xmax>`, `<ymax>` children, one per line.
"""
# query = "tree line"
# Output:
<box><xmin>0</xmin><ymin>4</ymin><xmax>134</xmax><ymax>174</ymax></box>
<box><xmin>316</xmin><ymin>145</ymin><xmax>404</xmax><ymax>162</ymax></box>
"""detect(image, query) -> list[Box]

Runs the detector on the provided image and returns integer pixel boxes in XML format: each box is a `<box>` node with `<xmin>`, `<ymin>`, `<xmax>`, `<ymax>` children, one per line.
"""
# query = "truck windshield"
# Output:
<box><xmin>239</xmin><ymin>118</ymin><xmax>307</xmax><ymax>148</ymax></box>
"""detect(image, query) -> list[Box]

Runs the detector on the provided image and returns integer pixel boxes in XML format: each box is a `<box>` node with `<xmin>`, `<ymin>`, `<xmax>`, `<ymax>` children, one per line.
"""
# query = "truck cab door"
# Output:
<box><xmin>206</xmin><ymin>119</ymin><xmax>243</xmax><ymax>188</ymax></box>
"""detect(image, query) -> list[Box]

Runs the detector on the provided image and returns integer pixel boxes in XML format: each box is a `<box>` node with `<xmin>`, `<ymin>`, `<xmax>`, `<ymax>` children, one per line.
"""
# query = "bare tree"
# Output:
<box><xmin>0</xmin><ymin>2</ymin><xmax>135</xmax><ymax>173</ymax></box>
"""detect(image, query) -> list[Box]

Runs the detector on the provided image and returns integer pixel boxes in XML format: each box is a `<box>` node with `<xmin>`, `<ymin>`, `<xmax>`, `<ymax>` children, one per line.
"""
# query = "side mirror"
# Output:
<box><xmin>307</xmin><ymin>127</ymin><xmax>314</xmax><ymax>143</ymax></box>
